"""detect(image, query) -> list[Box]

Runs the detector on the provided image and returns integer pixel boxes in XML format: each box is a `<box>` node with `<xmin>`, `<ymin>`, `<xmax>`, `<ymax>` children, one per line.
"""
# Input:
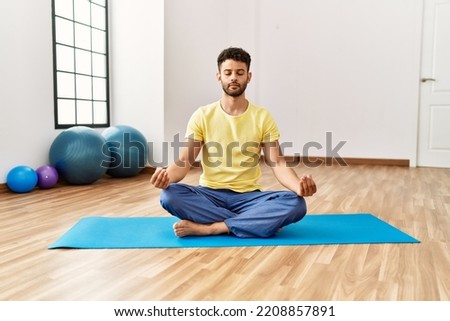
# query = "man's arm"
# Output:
<box><xmin>262</xmin><ymin>141</ymin><xmax>317</xmax><ymax>197</ymax></box>
<box><xmin>150</xmin><ymin>138</ymin><xmax>202</xmax><ymax>189</ymax></box>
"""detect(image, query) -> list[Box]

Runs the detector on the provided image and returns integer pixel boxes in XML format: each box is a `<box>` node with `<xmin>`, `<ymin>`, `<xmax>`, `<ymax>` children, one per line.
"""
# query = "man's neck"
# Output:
<box><xmin>220</xmin><ymin>95</ymin><xmax>248</xmax><ymax>116</ymax></box>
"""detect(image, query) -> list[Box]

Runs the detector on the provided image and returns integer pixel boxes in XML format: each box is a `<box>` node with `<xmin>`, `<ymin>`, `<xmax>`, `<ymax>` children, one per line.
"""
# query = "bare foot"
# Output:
<box><xmin>173</xmin><ymin>220</ymin><xmax>229</xmax><ymax>237</ymax></box>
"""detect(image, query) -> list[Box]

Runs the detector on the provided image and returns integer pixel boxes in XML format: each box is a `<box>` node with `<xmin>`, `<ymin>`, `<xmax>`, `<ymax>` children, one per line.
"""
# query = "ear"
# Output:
<box><xmin>216</xmin><ymin>72</ymin><xmax>221</xmax><ymax>82</ymax></box>
<box><xmin>247</xmin><ymin>71</ymin><xmax>252</xmax><ymax>83</ymax></box>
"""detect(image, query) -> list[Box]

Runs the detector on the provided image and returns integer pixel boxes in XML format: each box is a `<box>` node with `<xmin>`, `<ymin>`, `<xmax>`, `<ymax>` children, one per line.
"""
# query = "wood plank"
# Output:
<box><xmin>0</xmin><ymin>164</ymin><xmax>449</xmax><ymax>300</ymax></box>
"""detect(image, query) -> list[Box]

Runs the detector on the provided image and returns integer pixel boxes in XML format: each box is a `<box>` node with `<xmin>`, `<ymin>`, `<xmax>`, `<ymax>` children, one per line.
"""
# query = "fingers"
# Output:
<box><xmin>150</xmin><ymin>167</ymin><xmax>170</xmax><ymax>189</ymax></box>
<box><xmin>299</xmin><ymin>174</ymin><xmax>317</xmax><ymax>197</ymax></box>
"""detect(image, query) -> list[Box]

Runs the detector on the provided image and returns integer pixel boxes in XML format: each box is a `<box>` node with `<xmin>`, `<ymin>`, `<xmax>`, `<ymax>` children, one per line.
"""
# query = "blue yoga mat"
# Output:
<box><xmin>48</xmin><ymin>214</ymin><xmax>419</xmax><ymax>249</ymax></box>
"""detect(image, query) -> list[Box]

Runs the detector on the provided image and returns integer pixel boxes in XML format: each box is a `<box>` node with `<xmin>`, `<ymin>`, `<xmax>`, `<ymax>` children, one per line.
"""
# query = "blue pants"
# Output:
<box><xmin>160</xmin><ymin>183</ymin><xmax>307</xmax><ymax>238</ymax></box>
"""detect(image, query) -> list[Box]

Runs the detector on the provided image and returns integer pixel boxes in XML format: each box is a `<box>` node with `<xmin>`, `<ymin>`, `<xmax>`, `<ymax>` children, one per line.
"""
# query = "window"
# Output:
<box><xmin>52</xmin><ymin>0</ymin><xmax>110</xmax><ymax>128</ymax></box>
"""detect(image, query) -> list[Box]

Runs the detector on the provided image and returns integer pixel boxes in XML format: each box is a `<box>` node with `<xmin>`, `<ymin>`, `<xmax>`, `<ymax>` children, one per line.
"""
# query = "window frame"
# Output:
<box><xmin>51</xmin><ymin>0</ymin><xmax>110</xmax><ymax>129</ymax></box>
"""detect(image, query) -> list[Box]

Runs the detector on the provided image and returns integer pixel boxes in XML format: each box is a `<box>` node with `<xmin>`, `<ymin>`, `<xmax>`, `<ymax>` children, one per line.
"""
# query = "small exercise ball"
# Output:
<box><xmin>36</xmin><ymin>165</ymin><xmax>59</xmax><ymax>189</ymax></box>
<box><xmin>49</xmin><ymin>126</ymin><xmax>110</xmax><ymax>185</ymax></box>
<box><xmin>6</xmin><ymin>165</ymin><xmax>38</xmax><ymax>193</ymax></box>
<box><xmin>102</xmin><ymin>125</ymin><xmax>148</xmax><ymax>178</ymax></box>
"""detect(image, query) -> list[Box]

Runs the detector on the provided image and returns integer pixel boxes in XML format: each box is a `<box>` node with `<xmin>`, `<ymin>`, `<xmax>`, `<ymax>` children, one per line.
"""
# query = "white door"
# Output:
<box><xmin>418</xmin><ymin>0</ymin><xmax>450</xmax><ymax>168</ymax></box>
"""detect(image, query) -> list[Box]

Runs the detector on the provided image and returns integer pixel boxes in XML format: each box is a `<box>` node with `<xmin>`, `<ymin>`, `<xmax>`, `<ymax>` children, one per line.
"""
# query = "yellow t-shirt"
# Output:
<box><xmin>186</xmin><ymin>101</ymin><xmax>280</xmax><ymax>192</ymax></box>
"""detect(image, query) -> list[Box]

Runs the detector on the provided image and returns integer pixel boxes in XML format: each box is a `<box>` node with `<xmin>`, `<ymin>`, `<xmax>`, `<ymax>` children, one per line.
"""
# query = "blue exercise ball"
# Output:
<box><xmin>102</xmin><ymin>125</ymin><xmax>148</xmax><ymax>178</ymax></box>
<box><xmin>49</xmin><ymin>126</ymin><xmax>110</xmax><ymax>185</ymax></box>
<box><xmin>6</xmin><ymin>165</ymin><xmax>38</xmax><ymax>193</ymax></box>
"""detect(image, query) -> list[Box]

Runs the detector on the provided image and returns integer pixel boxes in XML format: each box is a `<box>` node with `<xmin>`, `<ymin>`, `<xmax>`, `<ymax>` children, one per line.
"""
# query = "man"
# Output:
<box><xmin>150</xmin><ymin>47</ymin><xmax>316</xmax><ymax>238</ymax></box>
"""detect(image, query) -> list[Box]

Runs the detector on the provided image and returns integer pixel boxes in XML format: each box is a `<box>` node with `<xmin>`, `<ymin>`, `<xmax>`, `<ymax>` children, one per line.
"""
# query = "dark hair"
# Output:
<box><xmin>217</xmin><ymin>47</ymin><xmax>251</xmax><ymax>71</ymax></box>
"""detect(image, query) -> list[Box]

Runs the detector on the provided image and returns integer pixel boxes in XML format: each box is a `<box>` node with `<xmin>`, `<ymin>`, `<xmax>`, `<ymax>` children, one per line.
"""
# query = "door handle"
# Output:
<box><xmin>421</xmin><ymin>78</ymin><xmax>436</xmax><ymax>82</ymax></box>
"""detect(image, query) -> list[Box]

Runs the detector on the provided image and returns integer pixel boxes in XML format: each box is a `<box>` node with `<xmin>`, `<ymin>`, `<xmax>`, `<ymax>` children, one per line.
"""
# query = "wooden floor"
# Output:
<box><xmin>0</xmin><ymin>164</ymin><xmax>449</xmax><ymax>301</ymax></box>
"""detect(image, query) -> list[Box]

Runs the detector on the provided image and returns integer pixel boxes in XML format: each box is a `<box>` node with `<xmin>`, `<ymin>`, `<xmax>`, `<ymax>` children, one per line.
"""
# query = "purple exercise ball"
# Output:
<box><xmin>36</xmin><ymin>165</ymin><xmax>59</xmax><ymax>189</ymax></box>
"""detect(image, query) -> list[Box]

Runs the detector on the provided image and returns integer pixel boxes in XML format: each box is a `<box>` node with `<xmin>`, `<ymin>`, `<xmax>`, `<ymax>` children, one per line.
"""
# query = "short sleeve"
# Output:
<box><xmin>261</xmin><ymin>111</ymin><xmax>280</xmax><ymax>143</ymax></box>
<box><xmin>185</xmin><ymin>108</ymin><xmax>204</xmax><ymax>141</ymax></box>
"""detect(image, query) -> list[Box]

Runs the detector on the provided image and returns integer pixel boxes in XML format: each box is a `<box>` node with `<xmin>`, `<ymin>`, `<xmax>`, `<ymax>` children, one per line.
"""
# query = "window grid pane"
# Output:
<box><xmin>57</xmin><ymin>99</ymin><xmax>76</xmax><ymax>125</ymax></box>
<box><xmin>52</xmin><ymin>0</ymin><xmax>110</xmax><ymax>129</ymax></box>
<box><xmin>56</xmin><ymin>44</ymin><xmax>74</xmax><ymax>72</ymax></box>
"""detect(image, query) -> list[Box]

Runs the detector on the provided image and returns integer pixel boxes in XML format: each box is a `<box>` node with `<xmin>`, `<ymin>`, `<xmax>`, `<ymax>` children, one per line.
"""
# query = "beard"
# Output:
<box><xmin>221</xmin><ymin>81</ymin><xmax>248</xmax><ymax>97</ymax></box>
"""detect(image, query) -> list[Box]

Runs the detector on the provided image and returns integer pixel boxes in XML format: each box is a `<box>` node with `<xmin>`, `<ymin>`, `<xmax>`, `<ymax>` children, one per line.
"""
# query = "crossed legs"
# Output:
<box><xmin>160</xmin><ymin>183</ymin><xmax>307</xmax><ymax>238</ymax></box>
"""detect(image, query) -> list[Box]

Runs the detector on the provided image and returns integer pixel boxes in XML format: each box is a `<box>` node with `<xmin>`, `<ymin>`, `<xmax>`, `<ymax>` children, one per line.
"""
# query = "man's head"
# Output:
<box><xmin>217</xmin><ymin>47</ymin><xmax>251</xmax><ymax>72</ymax></box>
<box><xmin>217</xmin><ymin>47</ymin><xmax>252</xmax><ymax>97</ymax></box>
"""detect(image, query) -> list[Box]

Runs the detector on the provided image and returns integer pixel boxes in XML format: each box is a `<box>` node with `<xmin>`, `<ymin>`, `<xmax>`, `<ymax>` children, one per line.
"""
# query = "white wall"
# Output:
<box><xmin>0</xmin><ymin>0</ymin><xmax>165</xmax><ymax>184</ymax></box>
<box><xmin>257</xmin><ymin>0</ymin><xmax>423</xmax><ymax>162</ymax></box>
<box><xmin>0</xmin><ymin>0</ymin><xmax>425</xmax><ymax>184</ymax></box>
<box><xmin>164</xmin><ymin>0</ymin><xmax>423</xmax><ymax>164</ymax></box>
<box><xmin>163</xmin><ymin>0</ymin><xmax>259</xmax><ymax>164</ymax></box>
<box><xmin>109</xmin><ymin>0</ymin><xmax>165</xmax><ymax>166</ymax></box>
<box><xmin>0</xmin><ymin>1</ymin><xmax>57</xmax><ymax>184</ymax></box>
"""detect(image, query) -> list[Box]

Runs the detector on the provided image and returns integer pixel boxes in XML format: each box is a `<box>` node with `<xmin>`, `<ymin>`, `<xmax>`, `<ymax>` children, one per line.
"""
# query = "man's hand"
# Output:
<box><xmin>297</xmin><ymin>174</ymin><xmax>317</xmax><ymax>197</ymax></box>
<box><xmin>150</xmin><ymin>167</ymin><xmax>170</xmax><ymax>189</ymax></box>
